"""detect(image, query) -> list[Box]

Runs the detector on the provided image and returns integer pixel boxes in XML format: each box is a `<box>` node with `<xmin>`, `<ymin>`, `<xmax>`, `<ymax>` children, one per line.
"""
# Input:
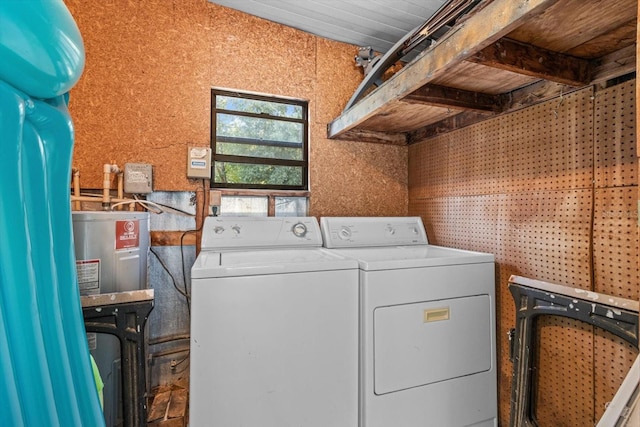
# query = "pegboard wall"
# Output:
<box><xmin>409</xmin><ymin>80</ymin><xmax>638</xmax><ymax>426</ymax></box>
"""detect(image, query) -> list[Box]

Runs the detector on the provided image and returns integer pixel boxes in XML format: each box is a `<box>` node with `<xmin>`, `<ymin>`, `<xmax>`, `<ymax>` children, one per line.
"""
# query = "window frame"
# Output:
<box><xmin>210</xmin><ymin>88</ymin><xmax>309</xmax><ymax>191</ymax></box>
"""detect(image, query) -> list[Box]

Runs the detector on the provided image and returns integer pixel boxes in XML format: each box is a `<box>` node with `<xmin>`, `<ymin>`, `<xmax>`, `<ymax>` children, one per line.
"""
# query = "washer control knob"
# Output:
<box><xmin>385</xmin><ymin>226</ymin><xmax>396</xmax><ymax>236</ymax></box>
<box><xmin>338</xmin><ymin>227</ymin><xmax>352</xmax><ymax>240</ymax></box>
<box><xmin>292</xmin><ymin>222</ymin><xmax>308</xmax><ymax>237</ymax></box>
<box><xmin>411</xmin><ymin>227</ymin><xmax>419</xmax><ymax>235</ymax></box>
<box><xmin>213</xmin><ymin>226</ymin><xmax>225</xmax><ymax>234</ymax></box>
<box><xmin>231</xmin><ymin>225</ymin><xmax>241</xmax><ymax>235</ymax></box>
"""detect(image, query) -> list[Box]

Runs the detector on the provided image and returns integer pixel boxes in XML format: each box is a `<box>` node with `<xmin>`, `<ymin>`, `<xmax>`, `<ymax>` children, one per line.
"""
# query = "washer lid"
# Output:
<box><xmin>191</xmin><ymin>248</ymin><xmax>358</xmax><ymax>278</ymax></box>
<box><xmin>331</xmin><ymin>245</ymin><xmax>494</xmax><ymax>271</ymax></box>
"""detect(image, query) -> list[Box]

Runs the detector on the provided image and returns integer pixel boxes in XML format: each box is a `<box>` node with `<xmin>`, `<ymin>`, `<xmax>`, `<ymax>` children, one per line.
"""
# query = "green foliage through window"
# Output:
<box><xmin>211</xmin><ymin>89</ymin><xmax>308</xmax><ymax>190</ymax></box>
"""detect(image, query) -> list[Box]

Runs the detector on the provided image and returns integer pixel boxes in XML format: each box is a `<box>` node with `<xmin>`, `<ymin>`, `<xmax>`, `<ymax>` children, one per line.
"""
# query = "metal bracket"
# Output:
<box><xmin>508</xmin><ymin>276</ymin><xmax>639</xmax><ymax>427</ymax></box>
<box><xmin>82</xmin><ymin>290</ymin><xmax>154</xmax><ymax>427</ymax></box>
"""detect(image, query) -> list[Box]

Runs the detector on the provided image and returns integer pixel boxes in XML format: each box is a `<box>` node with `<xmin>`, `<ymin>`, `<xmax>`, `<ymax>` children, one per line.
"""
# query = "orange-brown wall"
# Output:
<box><xmin>64</xmin><ymin>1</ymin><xmax>638</xmax><ymax>422</ymax></box>
<box><xmin>65</xmin><ymin>0</ymin><xmax>408</xmax><ymax>217</ymax></box>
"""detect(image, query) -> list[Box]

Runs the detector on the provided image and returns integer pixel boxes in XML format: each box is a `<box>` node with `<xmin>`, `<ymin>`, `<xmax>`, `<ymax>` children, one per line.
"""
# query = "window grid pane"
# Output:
<box><xmin>216</xmin><ymin>113</ymin><xmax>303</xmax><ymax>144</ymax></box>
<box><xmin>214</xmin><ymin>161</ymin><xmax>303</xmax><ymax>187</ymax></box>
<box><xmin>220</xmin><ymin>196</ymin><xmax>268</xmax><ymax>216</ymax></box>
<box><xmin>212</xmin><ymin>88</ymin><xmax>308</xmax><ymax>191</ymax></box>
<box><xmin>275</xmin><ymin>197</ymin><xmax>308</xmax><ymax>216</ymax></box>
<box><xmin>216</xmin><ymin>142</ymin><xmax>302</xmax><ymax>161</ymax></box>
<box><xmin>216</xmin><ymin>95</ymin><xmax>303</xmax><ymax>119</ymax></box>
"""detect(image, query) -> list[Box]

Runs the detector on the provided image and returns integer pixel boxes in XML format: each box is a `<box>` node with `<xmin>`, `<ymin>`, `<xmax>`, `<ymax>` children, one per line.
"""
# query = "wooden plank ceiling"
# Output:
<box><xmin>328</xmin><ymin>0</ymin><xmax>637</xmax><ymax>145</ymax></box>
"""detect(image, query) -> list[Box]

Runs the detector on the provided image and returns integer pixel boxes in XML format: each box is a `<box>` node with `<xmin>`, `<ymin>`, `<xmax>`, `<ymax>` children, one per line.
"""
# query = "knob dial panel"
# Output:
<box><xmin>292</xmin><ymin>222</ymin><xmax>308</xmax><ymax>237</ymax></box>
<box><xmin>338</xmin><ymin>227</ymin><xmax>352</xmax><ymax>240</ymax></box>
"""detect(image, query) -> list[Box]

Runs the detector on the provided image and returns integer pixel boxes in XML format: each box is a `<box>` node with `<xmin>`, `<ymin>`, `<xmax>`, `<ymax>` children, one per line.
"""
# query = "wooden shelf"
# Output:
<box><xmin>328</xmin><ymin>0</ymin><xmax>637</xmax><ymax>144</ymax></box>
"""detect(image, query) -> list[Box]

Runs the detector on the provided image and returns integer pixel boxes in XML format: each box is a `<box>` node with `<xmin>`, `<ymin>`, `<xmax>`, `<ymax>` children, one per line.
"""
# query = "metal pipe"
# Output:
<box><xmin>72</xmin><ymin>168</ymin><xmax>81</xmax><ymax>211</ymax></box>
<box><xmin>117</xmin><ymin>171</ymin><xmax>124</xmax><ymax>211</ymax></box>
<box><xmin>102</xmin><ymin>163</ymin><xmax>121</xmax><ymax>209</ymax></box>
<box><xmin>102</xmin><ymin>164</ymin><xmax>111</xmax><ymax>208</ymax></box>
<box><xmin>71</xmin><ymin>195</ymin><xmax>132</xmax><ymax>203</ymax></box>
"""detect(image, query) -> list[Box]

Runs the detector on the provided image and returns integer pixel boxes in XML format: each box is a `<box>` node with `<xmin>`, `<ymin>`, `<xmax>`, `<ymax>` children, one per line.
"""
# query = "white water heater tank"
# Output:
<box><xmin>72</xmin><ymin>211</ymin><xmax>150</xmax><ymax>427</ymax></box>
<box><xmin>72</xmin><ymin>211</ymin><xmax>149</xmax><ymax>296</ymax></box>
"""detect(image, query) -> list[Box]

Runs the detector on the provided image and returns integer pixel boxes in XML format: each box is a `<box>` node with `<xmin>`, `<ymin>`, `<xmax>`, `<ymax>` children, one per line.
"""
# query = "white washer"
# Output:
<box><xmin>321</xmin><ymin>216</ymin><xmax>497</xmax><ymax>427</ymax></box>
<box><xmin>190</xmin><ymin>216</ymin><xmax>359</xmax><ymax>427</ymax></box>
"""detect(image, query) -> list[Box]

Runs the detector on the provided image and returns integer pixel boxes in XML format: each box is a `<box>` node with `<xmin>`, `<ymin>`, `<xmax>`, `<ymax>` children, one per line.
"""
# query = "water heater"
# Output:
<box><xmin>72</xmin><ymin>211</ymin><xmax>150</xmax><ymax>427</ymax></box>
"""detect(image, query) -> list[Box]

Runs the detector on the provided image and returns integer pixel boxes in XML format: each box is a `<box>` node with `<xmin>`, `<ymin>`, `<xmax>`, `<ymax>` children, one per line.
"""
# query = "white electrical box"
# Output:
<box><xmin>187</xmin><ymin>147</ymin><xmax>212</xmax><ymax>179</ymax></box>
<box><xmin>124</xmin><ymin>163</ymin><xmax>153</xmax><ymax>194</ymax></box>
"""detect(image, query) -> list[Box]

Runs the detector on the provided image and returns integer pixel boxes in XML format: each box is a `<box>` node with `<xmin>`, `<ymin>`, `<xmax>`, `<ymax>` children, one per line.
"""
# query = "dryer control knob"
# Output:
<box><xmin>231</xmin><ymin>225</ymin><xmax>241</xmax><ymax>235</ymax></box>
<box><xmin>213</xmin><ymin>226</ymin><xmax>225</xmax><ymax>234</ymax></box>
<box><xmin>338</xmin><ymin>227</ymin><xmax>352</xmax><ymax>240</ymax></box>
<box><xmin>292</xmin><ymin>222</ymin><xmax>307</xmax><ymax>237</ymax></box>
<box><xmin>385</xmin><ymin>226</ymin><xmax>396</xmax><ymax>236</ymax></box>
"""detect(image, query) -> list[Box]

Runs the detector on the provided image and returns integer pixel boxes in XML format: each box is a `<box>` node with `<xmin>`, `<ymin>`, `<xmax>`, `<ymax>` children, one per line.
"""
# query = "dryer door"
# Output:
<box><xmin>374</xmin><ymin>294</ymin><xmax>492</xmax><ymax>394</ymax></box>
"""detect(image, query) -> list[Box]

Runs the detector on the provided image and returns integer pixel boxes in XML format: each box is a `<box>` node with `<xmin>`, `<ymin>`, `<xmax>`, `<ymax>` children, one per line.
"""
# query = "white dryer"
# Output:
<box><xmin>321</xmin><ymin>216</ymin><xmax>497</xmax><ymax>427</ymax></box>
<box><xmin>190</xmin><ymin>216</ymin><xmax>359</xmax><ymax>427</ymax></box>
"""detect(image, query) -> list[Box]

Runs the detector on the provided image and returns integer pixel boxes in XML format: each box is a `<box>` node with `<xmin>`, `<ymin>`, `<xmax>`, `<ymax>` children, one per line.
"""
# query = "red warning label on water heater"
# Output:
<box><xmin>115</xmin><ymin>219</ymin><xmax>140</xmax><ymax>250</ymax></box>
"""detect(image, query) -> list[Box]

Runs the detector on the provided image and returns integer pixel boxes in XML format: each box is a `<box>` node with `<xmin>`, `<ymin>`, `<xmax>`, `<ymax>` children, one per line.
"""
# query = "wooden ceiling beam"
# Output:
<box><xmin>407</xmin><ymin>111</ymin><xmax>493</xmax><ymax>143</ymax></box>
<box><xmin>327</xmin><ymin>0</ymin><xmax>560</xmax><ymax>139</ymax></box>
<box><xmin>329</xmin><ymin>128</ymin><xmax>407</xmax><ymax>145</ymax></box>
<box><xmin>408</xmin><ymin>79</ymin><xmax>582</xmax><ymax>144</ymax></box>
<box><xmin>501</xmin><ymin>79</ymin><xmax>579</xmax><ymax>111</ymax></box>
<box><xmin>404</xmin><ymin>83</ymin><xmax>503</xmax><ymax>112</ymax></box>
<box><xmin>468</xmin><ymin>38</ymin><xmax>591</xmax><ymax>87</ymax></box>
<box><xmin>590</xmin><ymin>44</ymin><xmax>636</xmax><ymax>85</ymax></box>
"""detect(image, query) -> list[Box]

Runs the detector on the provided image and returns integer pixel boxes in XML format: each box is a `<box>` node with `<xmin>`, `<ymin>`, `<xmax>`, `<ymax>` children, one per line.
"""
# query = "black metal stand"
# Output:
<box><xmin>82</xmin><ymin>290</ymin><xmax>154</xmax><ymax>427</ymax></box>
<box><xmin>507</xmin><ymin>276</ymin><xmax>638</xmax><ymax>427</ymax></box>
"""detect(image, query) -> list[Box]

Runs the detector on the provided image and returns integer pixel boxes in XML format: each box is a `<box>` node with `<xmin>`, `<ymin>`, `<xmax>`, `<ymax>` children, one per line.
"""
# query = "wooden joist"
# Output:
<box><xmin>501</xmin><ymin>79</ymin><xmax>579</xmax><ymax>111</ymax></box>
<box><xmin>468</xmin><ymin>38</ymin><xmax>591</xmax><ymax>87</ymax></box>
<box><xmin>404</xmin><ymin>83</ymin><xmax>503</xmax><ymax>112</ymax></box>
<box><xmin>591</xmin><ymin>45</ymin><xmax>636</xmax><ymax>84</ymax></box>
<box><xmin>407</xmin><ymin>111</ymin><xmax>493</xmax><ymax>143</ymax></box>
<box><xmin>407</xmin><ymin>79</ymin><xmax>582</xmax><ymax>143</ymax></box>
<box><xmin>329</xmin><ymin>128</ymin><xmax>407</xmax><ymax>145</ymax></box>
<box><xmin>151</xmin><ymin>231</ymin><xmax>197</xmax><ymax>247</ymax></box>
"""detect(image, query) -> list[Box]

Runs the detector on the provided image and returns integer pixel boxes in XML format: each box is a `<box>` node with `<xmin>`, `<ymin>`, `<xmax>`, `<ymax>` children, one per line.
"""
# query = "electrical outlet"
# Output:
<box><xmin>209</xmin><ymin>190</ymin><xmax>222</xmax><ymax>216</ymax></box>
<box><xmin>209</xmin><ymin>190</ymin><xmax>222</xmax><ymax>206</ymax></box>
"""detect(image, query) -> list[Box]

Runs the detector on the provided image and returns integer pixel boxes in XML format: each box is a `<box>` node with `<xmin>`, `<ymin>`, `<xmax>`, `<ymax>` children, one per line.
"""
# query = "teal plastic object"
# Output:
<box><xmin>0</xmin><ymin>0</ymin><xmax>85</xmax><ymax>99</ymax></box>
<box><xmin>0</xmin><ymin>2</ymin><xmax>105</xmax><ymax>426</ymax></box>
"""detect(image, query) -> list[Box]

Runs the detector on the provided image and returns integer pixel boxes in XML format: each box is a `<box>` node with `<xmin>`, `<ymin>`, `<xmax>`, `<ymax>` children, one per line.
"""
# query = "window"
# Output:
<box><xmin>219</xmin><ymin>194</ymin><xmax>308</xmax><ymax>217</ymax></box>
<box><xmin>211</xmin><ymin>88</ymin><xmax>308</xmax><ymax>191</ymax></box>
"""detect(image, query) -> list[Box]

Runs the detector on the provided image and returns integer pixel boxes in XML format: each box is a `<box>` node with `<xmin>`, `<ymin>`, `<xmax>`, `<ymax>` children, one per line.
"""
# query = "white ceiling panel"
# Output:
<box><xmin>208</xmin><ymin>0</ymin><xmax>447</xmax><ymax>54</ymax></box>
